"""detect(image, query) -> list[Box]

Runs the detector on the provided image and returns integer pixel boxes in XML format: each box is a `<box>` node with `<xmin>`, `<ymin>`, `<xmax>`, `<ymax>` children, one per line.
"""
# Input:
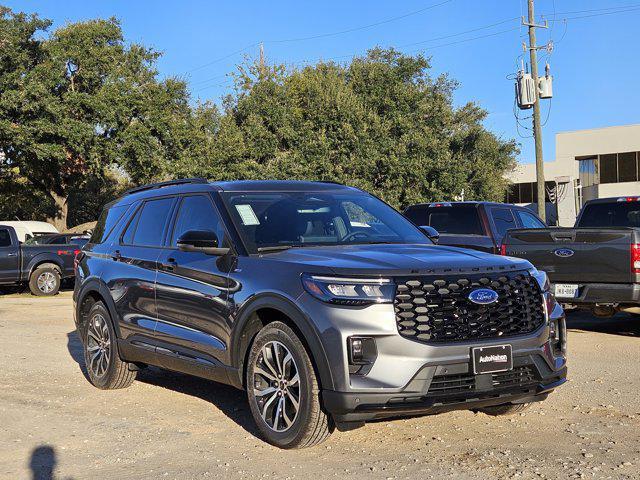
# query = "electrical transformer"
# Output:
<box><xmin>516</xmin><ymin>71</ymin><xmax>536</xmax><ymax>109</ymax></box>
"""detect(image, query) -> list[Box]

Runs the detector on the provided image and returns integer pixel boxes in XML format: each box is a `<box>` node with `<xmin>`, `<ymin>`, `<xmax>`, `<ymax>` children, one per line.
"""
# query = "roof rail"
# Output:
<box><xmin>123</xmin><ymin>178</ymin><xmax>209</xmax><ymax>196</ymax></box>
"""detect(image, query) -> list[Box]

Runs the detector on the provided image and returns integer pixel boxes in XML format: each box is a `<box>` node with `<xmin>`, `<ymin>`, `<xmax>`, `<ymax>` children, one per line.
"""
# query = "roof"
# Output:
<box><xmin>114</xmin><ymin>179</ymin><xmax>358</xmax><ymax>206</ymax></box>
<box><xmin>406</xmin><ymin>201</ymin><xmax>518</xmax><ymax>208</ymax></box>
<box><xmin>212</xmin><ymin>180</ymin><xmax>356</xmax><ymax>192</ymax></box>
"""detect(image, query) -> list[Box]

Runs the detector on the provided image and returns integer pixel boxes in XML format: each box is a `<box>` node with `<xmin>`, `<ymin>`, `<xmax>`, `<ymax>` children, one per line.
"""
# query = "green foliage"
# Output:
<box><xmin>0</xmin><ymin>7</ymin><xmax>191</xmax><ymax>229</ymax></box>
<box><xmin>1</xmin><ymin>6</ymin><xmax>517</xmax><ymax>227</ymax></box>
<box><xmin>180</xmin><ymin>48</ymin><xmax>517</xmax><ymax>209</ymax></box>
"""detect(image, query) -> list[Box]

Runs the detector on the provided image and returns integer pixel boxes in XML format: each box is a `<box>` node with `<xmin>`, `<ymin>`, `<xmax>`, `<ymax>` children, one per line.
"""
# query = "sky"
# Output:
<box><xmin>5</xmin><ymin>0</ymin><xmax>640</xmax><ymax>165</ymax></box>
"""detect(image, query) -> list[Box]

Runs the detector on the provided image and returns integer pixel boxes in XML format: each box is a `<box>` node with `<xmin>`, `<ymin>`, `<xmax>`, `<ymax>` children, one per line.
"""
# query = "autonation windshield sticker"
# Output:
<box><xmin>236</xmin><ymin>204</ymin><xmax>260</xmax><ymax>225</ymax></box>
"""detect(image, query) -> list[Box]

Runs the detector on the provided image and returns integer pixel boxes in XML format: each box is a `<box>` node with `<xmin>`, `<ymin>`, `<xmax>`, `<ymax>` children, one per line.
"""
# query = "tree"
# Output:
<box><xmin>180</xmin><ymin>48</ymin><xmax>517</xmax><ymax>209</ymax></box>
<box><xmin>0</xmin><ymin>7</ymin><xmax>192</xmax><ymax>230</ymax></box>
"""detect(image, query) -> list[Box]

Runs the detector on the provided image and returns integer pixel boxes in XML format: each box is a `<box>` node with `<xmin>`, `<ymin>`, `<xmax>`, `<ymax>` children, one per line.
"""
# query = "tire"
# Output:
<box><xmin>29</xmin><ymin>265</ymin><xmax>61</xmax><ymax>296</ymax></box>
<box><xmin>82</xmin><ymin>301</ymin><xmax>136</xmax><ymax>390</ymax></box>
<box><xmin>246</xmin><ymin>321</ymin><xmax>333</xmax><ymax>449</ymax></box>
<box><xmin>478</xmin><ymin>402</ymin><xmax>532</xmax><ymax>416</ymax></box>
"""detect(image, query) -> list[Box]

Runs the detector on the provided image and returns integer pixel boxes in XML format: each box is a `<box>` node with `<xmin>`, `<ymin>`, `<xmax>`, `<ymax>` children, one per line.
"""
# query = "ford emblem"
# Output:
<box><xmin>554</xmin><ymin>248</ymin><xmax>575</xmax><ymax>258</ymax></box>
<box><xmin>468</xmin><ymin>288</ymin><xmax>499</xmax><ymax>305</ymax></box>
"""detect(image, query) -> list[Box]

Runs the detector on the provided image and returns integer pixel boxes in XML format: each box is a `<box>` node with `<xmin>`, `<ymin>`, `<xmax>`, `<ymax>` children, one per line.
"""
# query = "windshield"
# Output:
<box><xmin>221</xmin><ymin>191</ymin><xmax>430</xmax><ymax>253</ymax></box>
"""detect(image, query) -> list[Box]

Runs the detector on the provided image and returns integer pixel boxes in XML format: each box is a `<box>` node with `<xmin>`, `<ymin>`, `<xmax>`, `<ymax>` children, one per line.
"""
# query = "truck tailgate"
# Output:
<box><xmin>503</xmin><ymin>228</ymin><xmax>637</xmax><ymax>284</ymax></box>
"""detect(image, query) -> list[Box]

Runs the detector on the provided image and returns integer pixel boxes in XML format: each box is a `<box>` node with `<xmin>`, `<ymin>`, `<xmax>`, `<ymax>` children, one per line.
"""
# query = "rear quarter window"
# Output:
<box><xmin>90</xmin><ymin>204</ymin><xmax>128</xmax><ymax>244</ymax></box>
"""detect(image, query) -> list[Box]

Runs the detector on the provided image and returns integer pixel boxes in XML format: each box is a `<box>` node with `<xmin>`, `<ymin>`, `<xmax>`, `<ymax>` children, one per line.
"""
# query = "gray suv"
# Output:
<box><xmin>73</xmin><ymin>179</ymin><xmax>567</xmax><ymax>448</ymax></box>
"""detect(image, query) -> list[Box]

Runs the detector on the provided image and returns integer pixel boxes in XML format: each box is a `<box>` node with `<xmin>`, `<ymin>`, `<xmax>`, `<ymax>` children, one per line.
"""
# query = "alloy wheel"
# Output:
<box><xmin>37</xmin><ymin>272</ymin><xmax>56</xmax><ymax>294</ymax></box>
<box><xmin>86</xmin><ymin>313</ymin><xmax>111</xmax><ymax>378</ymax></box>
<box><xmin>253</xmin><ymin>341</ymin><xmax>301</xmax><ymax>432</ymax></box>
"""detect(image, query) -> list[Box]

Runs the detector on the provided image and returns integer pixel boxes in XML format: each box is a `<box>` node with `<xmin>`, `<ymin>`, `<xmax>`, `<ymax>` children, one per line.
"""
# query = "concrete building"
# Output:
<box><xmin>507</xmin><ymin>124</ymin><xmax>640</xmax><ymax>226</ymax></box>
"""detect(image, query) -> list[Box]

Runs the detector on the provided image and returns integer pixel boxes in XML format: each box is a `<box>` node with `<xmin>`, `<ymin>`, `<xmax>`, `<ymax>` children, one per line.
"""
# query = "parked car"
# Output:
<box><xmin>0</xmin><ymin>220</ymin><xmax>58</xmax><ymax>242</ymax></box>
<box><xmin>73</xmin><ymin>179</ymin><xmax>566</xmax><ymax>448</ymax></box>
<box><xmin>403</xmin><ymin>201</ymin><xmax>547</xmax><ymax>254</ymax></box>
<box><xmin>502</xmin><ymin>196</ymin><xmax>640</xmax><ymax>317</ymax></box>
<box><xmin>25</xmin><ymin>233</ymin><xmax>90</xmax><ymax>248</ymax></box>
<box><xmin>0</xmin><ymin>225</ymin><xmax>78</xmax><ymax>295</ymax></box>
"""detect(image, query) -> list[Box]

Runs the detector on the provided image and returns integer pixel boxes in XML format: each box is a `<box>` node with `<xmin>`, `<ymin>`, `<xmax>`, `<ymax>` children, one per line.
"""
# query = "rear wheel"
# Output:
<box><xmin>82</xmin><ymin>301</ymin><xmax>136</xmax><ymax>389</ymax></box>
<box><xmin>29</xmin><ymin>265</ymin><xmax>60</xmax><ymax>296</ymax></box>
<box><xmin>478</xmin><ymin>403</ymin><xmax>532</xmax><ymax>416</ymax></box>
<box><xmin>246</xmin><ymin>321</ymin><xmax>333</xmax><ymax>448</ymax></box>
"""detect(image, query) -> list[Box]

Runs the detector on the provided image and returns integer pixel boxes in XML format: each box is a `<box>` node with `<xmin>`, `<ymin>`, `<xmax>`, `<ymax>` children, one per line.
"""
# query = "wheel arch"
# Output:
<box><xmin>28</xmin><ymin>258</ymin><xmax>63</xmax><ymax>278</ymax></box>
<box><xmin>75</xmin><ymin>279</ymin><xmax>122</xmax><ymax>339</ymax></box>
<box><xmin>230</xmin><ymin>294</ymin><xmax>334</xmax><ymax>392</ymax></box>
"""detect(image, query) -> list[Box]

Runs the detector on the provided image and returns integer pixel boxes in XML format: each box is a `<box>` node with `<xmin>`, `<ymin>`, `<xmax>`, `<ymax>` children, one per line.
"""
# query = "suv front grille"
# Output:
<box><xmin>427</xmin><ymin>366</ymin><xmax>538</xmax><ymax>397</ymax></box>
<box><xmin>394</xmin><ymin>272</ymin><xmax>545</xmax><ymax>343</ymax></box>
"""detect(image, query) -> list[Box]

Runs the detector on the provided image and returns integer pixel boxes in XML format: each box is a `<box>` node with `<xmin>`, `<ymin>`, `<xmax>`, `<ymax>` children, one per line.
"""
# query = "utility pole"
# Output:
<box><xmin>524</xmin><ymin>0</ymin><xmax>547</xmax><ymax>222</ymax></box>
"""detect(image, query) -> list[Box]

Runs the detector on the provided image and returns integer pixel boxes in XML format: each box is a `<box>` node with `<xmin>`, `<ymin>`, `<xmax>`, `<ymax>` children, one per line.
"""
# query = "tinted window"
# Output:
<box><xmin>516</xmin><ymin>210</ymin><xmax>546</xmax><ymax>228</ymax></box>
<box><xmin>600</xmin><ymin>154</ymin><xmax>618</xmax><ymax>184</ymax></box>
<box><xmin>130</xmin><ymin>197</ymin><xmax>174</xmax><ymax>247</ymax></box>
<box><xmin>0</xmin><ymin>228</ymin><xmax>12</xmax><ymax>247</ymax></box>
<box><xmin>578</xmin><ymin>202</ymin><xmax>640</xmax><ymax>228</ymax></box>
<box><xmin>406</xmin><ymin>205</ymin><xmax>484</xmax><ymax>235</ymax></box>
<box><xmin>222</xmin><ymin>192</ymin><xmax>428</xmax><ymax>253</ymax></box>
<box><xmin>91</xmin><ymin>204</ymin><xmax>128</xmax><ymax>244</ymax></box>
<box><xmin>618</xmin><ymin>152</ymin><xmax>638</xmax><ymax>183</ymax></box>
<box><xmin>50</xmin><ymin>236</ymin><xmax>68</xmax><ymax>245</ymax></box>
<box><xmin>170</xmin><ymin>195</ymin><xmax>226</xmax><ymax>247</ymax></box>
<box><xmin>490</xmin><ymin>208</ymin><xmax>517</xmax><ymax>237</ymax></box>
<box><xmin>121</xmin><ymin>206</ymin><xmax>141</xmax><ymax>245</ymax></box>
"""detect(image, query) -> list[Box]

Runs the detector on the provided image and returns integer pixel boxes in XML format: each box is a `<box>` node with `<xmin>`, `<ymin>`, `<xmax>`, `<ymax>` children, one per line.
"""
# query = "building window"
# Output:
<box><xmin>577</xmin><ymin>152</ymin><xmax>640</xmax><ymax>186</ymax></box>
<box><xmin>618</xmin><ymin>152</ymin><xmax>639</xmax><ymax>183</ymax></box>
<box><xmin>505</xmin><ymin>181</ymin><xmax>554</xmax><ymax>203</ymax></box>
<box><xmin>577</xmin><ymin>156</ymin><xmax>598</xmax><ymax>187</ymax></box>
<box><xmin>599</xmin><ymin>153</ymin><xmax>618</xmax><ymax>184</ymax></box>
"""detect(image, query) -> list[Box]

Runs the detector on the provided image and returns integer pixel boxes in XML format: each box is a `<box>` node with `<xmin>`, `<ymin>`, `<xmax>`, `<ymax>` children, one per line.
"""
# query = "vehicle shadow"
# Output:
<box><xmin>65</xmin><ymin>330</ymin><xmax>260</xmax><ymax>439</ymax></box>
<box><xmin>565</xmin><ymin>310</ymin><xmax>640</xmax><ymax>337</ymax></box>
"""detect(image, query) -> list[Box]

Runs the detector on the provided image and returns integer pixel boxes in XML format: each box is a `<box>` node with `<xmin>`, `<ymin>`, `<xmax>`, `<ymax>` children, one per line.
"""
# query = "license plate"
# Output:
<box><xmin>554</xmin><ymin>283</ymin><xmax>579</xmax><ymax>298</ymax></box>
<box><xmin>472</xmin><ymin>345</ymin><xmax>513</xmax><ymax>374</ymax></box>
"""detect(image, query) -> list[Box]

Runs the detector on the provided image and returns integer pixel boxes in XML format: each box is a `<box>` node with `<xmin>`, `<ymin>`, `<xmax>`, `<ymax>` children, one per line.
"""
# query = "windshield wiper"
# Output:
<box><xmin>257</xmin><ymin>245</ymin><xmax>297</xmax><ymax>253</ymax></box>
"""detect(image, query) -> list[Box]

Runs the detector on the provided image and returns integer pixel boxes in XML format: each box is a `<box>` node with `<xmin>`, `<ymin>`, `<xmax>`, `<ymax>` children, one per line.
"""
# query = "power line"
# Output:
<box><xmin>186</xmin><ymin>43</ymin><xmax>259</xmax><ymax>74</ymax></box>
<box><xmin>266</xmin><ymin>0</ymin><xmax>454</xmax><ymax>44</ymax></box>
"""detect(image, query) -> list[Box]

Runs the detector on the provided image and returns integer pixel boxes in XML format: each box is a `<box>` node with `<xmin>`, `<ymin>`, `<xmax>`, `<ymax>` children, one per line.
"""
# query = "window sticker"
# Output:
<box><xmin>236</xmin><ymin>204</ymin><xmax>260</xmax><ymax>225</ymax></box>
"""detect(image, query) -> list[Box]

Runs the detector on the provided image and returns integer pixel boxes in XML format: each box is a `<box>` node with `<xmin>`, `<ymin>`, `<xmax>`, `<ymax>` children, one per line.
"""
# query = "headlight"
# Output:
<box><xmin>301</xmin><ymin>274</ymin><xmax>395</xmax><ymax>305</ymax></box>
<box><xmin>528</xmin><ymin>267</ymin><xmax>550</xmax><ymax>292</ymax></box>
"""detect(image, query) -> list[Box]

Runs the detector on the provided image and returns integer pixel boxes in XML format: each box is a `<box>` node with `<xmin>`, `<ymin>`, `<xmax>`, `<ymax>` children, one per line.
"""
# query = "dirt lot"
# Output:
<box><xmin>1</xmin><ymin>292</ymin><xmax>639</xmax><ymax>480</ymax></box>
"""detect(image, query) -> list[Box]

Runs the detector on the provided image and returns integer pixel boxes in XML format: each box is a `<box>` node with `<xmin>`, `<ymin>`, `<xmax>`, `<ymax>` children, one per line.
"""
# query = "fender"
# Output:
<box><xmin>24</xmin><ymin>253</ymin><xmax>64</xmax><ymax>281</ymax></box>
<box><xmin>75</xmin><ymin>277</ymin><xmax>123</xmax><ymax>339</ymax></box>
<box><xmin>229</xmin><ymin>293</ymin><xmax>335</xmax><ymax>391</ymax></box>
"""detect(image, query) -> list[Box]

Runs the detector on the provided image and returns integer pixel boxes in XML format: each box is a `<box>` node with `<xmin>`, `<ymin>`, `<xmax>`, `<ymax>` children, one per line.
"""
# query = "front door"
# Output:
<box><xmin>154</xmin><ymin>193</ymin><xmax>234</xmax><ymax>369</ymax></box>
<box><xmin>0</xmin><ymin>227</ymin><xmax>20</xmax><ymax>283</ymax></box>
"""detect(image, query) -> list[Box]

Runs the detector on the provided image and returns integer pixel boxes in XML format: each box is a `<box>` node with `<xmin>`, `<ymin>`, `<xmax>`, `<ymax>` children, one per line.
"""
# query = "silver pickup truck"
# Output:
<box><xmin>502</xmin><ymin>196</ymin><xmax>640</xmax><ymax>318</ymax></box>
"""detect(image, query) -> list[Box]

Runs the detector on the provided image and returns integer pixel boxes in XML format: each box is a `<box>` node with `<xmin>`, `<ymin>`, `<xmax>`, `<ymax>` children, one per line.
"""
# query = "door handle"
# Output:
<box><xmin>112</xmin><ymin>250</ymin><xmax>122</xmax><ymax>261</ymax></box>
<box><xmin>160</xmin><ymin>258</ymin><xmax>177</xmax><ymax>271</ymax></box>
<box><xmin>7</xmin><ymin>253</ymin><xmax>17</xmax><ymax>257</ymax></box>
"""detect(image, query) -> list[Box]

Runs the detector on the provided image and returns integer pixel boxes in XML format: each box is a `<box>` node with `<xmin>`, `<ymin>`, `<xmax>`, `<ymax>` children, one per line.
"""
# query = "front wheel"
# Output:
<box><xmin>246</xmin><ymin>321</ymin><xmax>333</xmax><ymax>448</ymax></box>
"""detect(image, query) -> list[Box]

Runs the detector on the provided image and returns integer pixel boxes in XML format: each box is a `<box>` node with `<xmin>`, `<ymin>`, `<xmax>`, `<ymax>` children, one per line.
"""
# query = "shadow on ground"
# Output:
<box><xmin>66</xmin><ymin>330</ymin><xmax>259</xmax><ymax>438</ymax></box>
<box><xmin>566</xmin><ymin>310</ymin><xmax>640</xmax><ymax>337</ymax></box>
<box><xmin>29</xmin><ymin>445</ymin><xmax>73</xmax><ymax>480</ymax></box>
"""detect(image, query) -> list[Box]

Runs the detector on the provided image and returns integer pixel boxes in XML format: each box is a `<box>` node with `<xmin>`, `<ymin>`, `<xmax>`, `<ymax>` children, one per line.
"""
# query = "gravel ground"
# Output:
<box><xmin>1</xmin><ymin>291</ymin><xmax>639</xmax><ymax>480</ymax></box>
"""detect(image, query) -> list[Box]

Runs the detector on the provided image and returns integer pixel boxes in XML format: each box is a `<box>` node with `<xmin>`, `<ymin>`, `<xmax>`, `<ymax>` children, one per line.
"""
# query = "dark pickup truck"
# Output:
<box><xmin>502</xmin><ymin>197</ymin><xmax>640</xmax><ymax>317</ymax></box>
<box><xmin>403</xmin><ymin>201</ymin><xmax>547</xmax><ymax>254</ymax></box>
<box><xmin>0</xmin><ymin>225</ymin><xmax>78</xmax><ymax>296</ymax></box>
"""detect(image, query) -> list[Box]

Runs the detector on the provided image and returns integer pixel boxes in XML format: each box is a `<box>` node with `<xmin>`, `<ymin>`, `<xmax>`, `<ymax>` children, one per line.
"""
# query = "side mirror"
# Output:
<box><xmin>177</xmin><ymin>230</ymin><xmax>230</xmax><ymax>256</ymax></box>
<box><xmin>419</xmin><ymin>225</ymin><xmax>440</xmax><ymax>243</ymax></box>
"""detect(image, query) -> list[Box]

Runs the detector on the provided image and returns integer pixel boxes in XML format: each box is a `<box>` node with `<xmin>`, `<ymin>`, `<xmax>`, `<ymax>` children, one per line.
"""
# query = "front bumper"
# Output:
<box><xmin>297</xmin><ymin>292</ymin><xmax>567</xmax><ymax>420</ymax></box>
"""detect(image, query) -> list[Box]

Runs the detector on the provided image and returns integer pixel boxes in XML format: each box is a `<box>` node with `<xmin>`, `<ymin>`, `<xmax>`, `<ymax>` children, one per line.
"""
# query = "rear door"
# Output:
<box><xmin>108</xmin><ymin>196</ymin><xmax>176</xmax><ymax>346</ymax></box>
<box><xmin>0</xmin><ymin>227</ymin><xmax>20</xmax><ymax>282</ymax></box>
<box><xmin>154</xmin><ymin>193</ymin><xmax>233</xmax><ymax>370</ymax></box>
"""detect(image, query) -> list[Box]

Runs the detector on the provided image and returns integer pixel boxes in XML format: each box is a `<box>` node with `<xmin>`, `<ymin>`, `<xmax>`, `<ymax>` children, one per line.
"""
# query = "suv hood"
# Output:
<box><xmin>264</xmin><ymin>243</ymin><xmax>532</xmax><ymax>276</ymax></box>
